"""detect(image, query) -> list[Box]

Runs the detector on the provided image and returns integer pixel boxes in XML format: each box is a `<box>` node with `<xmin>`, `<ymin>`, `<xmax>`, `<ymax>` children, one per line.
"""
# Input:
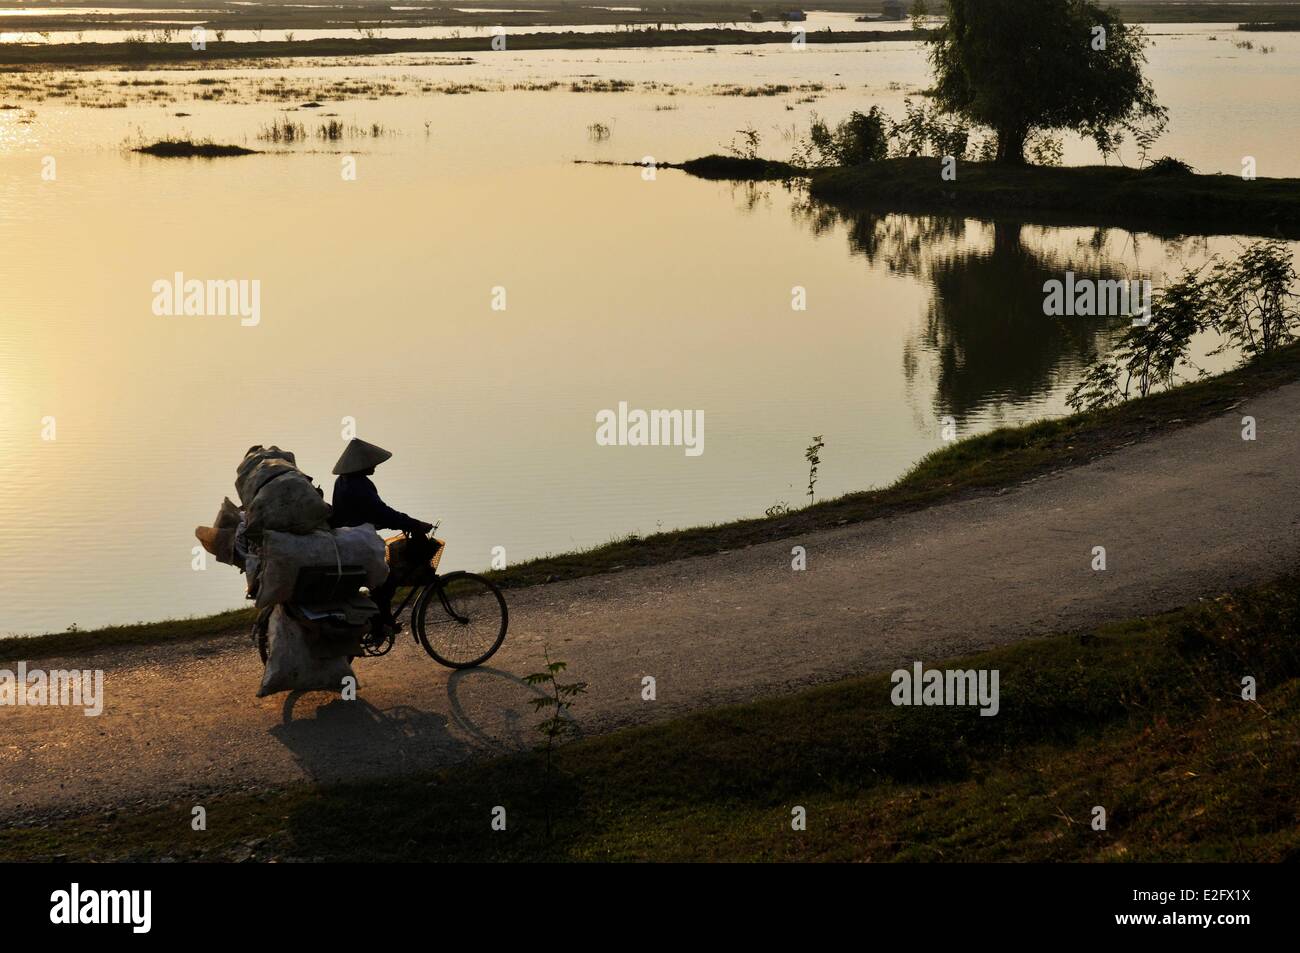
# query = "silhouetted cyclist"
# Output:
<box><xmin>329</xmin><ymin>438</ymin><xmax>433</xmax><ymax>635</ymax></box>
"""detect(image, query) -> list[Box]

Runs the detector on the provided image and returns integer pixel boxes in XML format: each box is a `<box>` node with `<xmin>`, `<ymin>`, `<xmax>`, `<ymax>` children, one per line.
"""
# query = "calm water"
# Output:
<box><xmin>1</xmin><ymin>29</ymin><xmax>1298</xmax><ymax>635</ymax></box>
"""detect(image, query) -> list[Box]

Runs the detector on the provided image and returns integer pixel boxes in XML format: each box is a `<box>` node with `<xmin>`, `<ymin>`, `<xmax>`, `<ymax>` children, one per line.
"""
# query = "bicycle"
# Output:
<box><xmin>254</xmin><ymin>524</ymin><xmax>509</xmax><ymax>670</ymax></box>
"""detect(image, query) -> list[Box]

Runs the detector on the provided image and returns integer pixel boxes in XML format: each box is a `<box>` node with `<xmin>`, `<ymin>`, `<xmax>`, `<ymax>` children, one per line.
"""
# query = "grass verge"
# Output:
<box><xmin>5</xmin><ymin>569</ymin><xmax>1297</xmax><ymax>861</ymax></box>
<box><xmin>0</xmin><ymin>609</ymin><xmax>256</xmax><ymax>665</ymax></box>
<box><xmin>7</xmin><ymin>341</ymin><xmax>1300</xmax><ymax>663</ymax></box>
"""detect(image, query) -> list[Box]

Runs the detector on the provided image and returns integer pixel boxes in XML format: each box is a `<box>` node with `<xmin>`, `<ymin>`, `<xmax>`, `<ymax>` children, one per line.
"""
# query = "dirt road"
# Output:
<box><xmin>4</xmin><ymin>383</ymin><xmax>1297</xmax><ymax>821</ymax></box>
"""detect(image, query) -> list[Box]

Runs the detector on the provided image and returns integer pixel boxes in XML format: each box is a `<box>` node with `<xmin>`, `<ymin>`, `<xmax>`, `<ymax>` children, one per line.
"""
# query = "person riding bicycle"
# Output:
<box><xmin>329</xmin><ymin>438</ymin><xmax>433</xmax><ymax>635</ymax></box>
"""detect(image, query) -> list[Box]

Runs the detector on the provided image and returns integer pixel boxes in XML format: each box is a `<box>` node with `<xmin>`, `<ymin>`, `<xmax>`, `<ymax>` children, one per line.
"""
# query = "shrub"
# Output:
<box><xmin>1146</xmin><ymin>155</ymin><xmax>1194</xmax><ymax>175</ymax></box>
<box><xmin>1066</xmin><ymin>242</ymin><xmax>1299</xmax><ymax>412</ymax></box>
<box><xmin>1208</xmin><ymin>240</ymin><xmax>1300</xmax><ymax>359</ymax></box>
<box><xmin>840</xmin><ymin>108</ymin><xmax>891</xmax><ymax>164</ymax></box>
<box><xmin>1067</xmin><ymin>266</ymin><xmax>1210</xmax><ymax>411</ymax></box>
<box><xmin>801</xmin><ymin>102</ymin><xmax>965</xmax><ymax>168</ymax></box>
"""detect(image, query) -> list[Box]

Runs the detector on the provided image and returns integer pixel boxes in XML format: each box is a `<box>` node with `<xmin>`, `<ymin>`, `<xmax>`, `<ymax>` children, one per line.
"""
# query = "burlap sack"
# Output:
<box><xmin>235</xmin><ymin>445</ymin><xmax>299</xmax><ymax>507</ymax></box>
<box><xmin>194</xmin><ymin>525</ymin><xmax>237</xmax><ymax>565</ymax></box>
<box><xmin>214</xmin><ymin>497</ymin><xmax>242</xmax><ymax>529</ymax></box>
<box><xmin>257</xmin><ymin>605</ymin><xmax>355</xmax><ymax>697</ymax></box>
<box><xmin>245</xmin><ymin>471</ymin><xmax>331</xmax><ymax>537</ymax></box>
<box><xmin>255</xmin><ymin>525</ymin><xmax>388</xmax><ymax>609</ymax></box>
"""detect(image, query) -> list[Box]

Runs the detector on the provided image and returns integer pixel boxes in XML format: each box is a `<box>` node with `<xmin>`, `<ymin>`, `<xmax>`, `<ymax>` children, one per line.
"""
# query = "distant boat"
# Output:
<box><xmin>784</xmin><ymin>10</ymin><xmax>807</xmax><ymax>21</ymax></box>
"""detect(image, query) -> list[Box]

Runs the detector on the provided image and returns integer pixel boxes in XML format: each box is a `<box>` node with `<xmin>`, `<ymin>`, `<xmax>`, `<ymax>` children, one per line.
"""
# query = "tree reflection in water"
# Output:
<box><xmin>794</xmin><ymin>197</ymin><xmax>1147</xmax><ymax>422</ymax></box>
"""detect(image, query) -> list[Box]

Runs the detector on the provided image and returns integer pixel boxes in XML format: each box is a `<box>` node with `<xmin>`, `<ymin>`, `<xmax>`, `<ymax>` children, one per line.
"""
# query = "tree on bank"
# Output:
<box><xmin>928</xmin><ymin>0</ymin><xmax>1167</xmax><ymax>164</ymax></box>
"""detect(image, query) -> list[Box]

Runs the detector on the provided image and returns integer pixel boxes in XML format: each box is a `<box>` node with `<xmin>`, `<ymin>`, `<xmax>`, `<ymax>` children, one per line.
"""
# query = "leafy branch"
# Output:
<box><xmin>523</xmin><ymin>650</ymin><xmax>588</xmax><ymax>838</ymax></box>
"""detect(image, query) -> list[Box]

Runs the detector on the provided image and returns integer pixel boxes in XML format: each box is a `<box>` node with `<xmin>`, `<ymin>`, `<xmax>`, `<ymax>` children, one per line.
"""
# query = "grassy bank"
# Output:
<box><xmin>0</xmin><ymin>28</ymin><xmax>926</xmax><ymax>68</ymax></box>
<box><xmin>0</xmin><ymin>609</ymin><xmax>256</xmax><ymax>665</ymax></box>
<box><xmin>7</xmin><ymin>341</ymin><xmax>1300</xmax><ymax>664</ymax></box>
<box><xmin>679</xmin><ymin>155</ymin><xmax>1300</xmax><ymax>239</ymax></box>
<box><xmin>6</xmin><ymin>569</ymin><xmax>1297</xmax><ymax>862</ymax></box>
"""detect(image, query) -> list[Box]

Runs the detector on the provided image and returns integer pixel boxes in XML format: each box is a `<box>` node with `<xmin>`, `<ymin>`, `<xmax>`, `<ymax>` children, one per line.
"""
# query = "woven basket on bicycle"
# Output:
<box><xmin>384</xmin><ymin>533</ymin><xmax>446</xmax><ymax>587</ymax></box>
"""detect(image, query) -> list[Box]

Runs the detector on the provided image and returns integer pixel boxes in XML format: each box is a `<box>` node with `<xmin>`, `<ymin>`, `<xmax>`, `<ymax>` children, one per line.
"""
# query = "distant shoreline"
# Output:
<box><xmin>3</xmin><ymin>4</ymin><xmax>1296</xmax><ymax>69</ymax></box>
<box><xmin>1</xmin><ymin>0</ymin><xmax>1296</xmax><ymax>37</ymax></box>
<box><xmin>0</xmin><ymin>28</ymin><xmax>929</xmax><ymax>68</ymax></box>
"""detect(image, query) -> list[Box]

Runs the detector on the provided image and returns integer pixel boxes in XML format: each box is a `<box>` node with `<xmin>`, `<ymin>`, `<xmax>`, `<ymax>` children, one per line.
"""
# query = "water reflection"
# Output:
<box><xmin>918</xmin><ymin>222</ymin><xmax>1127</xmax><ymax>418</ymax></box>
<box><xmin>797</xmin><ymin>199</ymin><xmax>1151</xmax><ymax>420</ymax></box>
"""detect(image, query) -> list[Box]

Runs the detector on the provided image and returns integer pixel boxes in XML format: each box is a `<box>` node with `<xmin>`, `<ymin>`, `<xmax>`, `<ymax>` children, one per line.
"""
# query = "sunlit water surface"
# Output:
<box><xmin>1</xmin><ymin>30</ymin><xmax>1298</xmax><ymax>634</ymax></box>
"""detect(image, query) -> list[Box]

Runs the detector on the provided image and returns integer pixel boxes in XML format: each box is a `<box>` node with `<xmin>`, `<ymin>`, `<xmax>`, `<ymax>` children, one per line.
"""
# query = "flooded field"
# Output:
<box><xmin>1</xmin><ymin>27</ymin><xmax>1298</xmax><ymax>634</ymax></box>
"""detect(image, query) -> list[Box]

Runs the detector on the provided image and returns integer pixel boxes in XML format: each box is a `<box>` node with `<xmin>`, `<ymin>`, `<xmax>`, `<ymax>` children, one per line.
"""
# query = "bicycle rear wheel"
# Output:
<box><xmin>413</xmin><ymin>571</ymin><xmax>508</xmax><ymax>669</ymax></box>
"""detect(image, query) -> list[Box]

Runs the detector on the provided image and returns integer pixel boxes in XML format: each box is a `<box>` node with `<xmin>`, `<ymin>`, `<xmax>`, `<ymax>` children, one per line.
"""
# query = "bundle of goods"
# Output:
<box><xmin>256</xmin><ymin>526</ymin><xmax>387</xmax><ymax>608</ymax></box>
<box><xmin>235</xmin><ymin>445</ymin><xmax>332</xmax><ymax>539</ymax></box>
<box><xmin>256</xmin><ymin>604</ymin><xmax>361</xmax><ymax>698</ymax></box>
<box><xmin>195</xmin><ymin>445</ymin><xmax>391</xmax><ymax>697</ymax></box>
<box><xmin>194</xmin><ymin>497</ymin><xmax>244</xmax><ymax>569</ymax></box>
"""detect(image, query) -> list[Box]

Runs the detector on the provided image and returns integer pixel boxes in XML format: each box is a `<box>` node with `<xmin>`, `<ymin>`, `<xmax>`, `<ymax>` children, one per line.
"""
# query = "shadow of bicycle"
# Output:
<box><xmin>445</xmin><ymin>665</ymin><xmax>584</xmax><ymax>752</ymax></box>
<box><xmin>263</xmin><ymin>651</ymin><xmax>592</xmax><ymax>858</ymax></box>
<box><xmin>268</xmin><ymin>692</ymin><xmax>471</xmax><ymax>786</ymax></box>
<box><xmin>266</xmin><ymin>661</ymin><xmax>580</xmax><ymax>787</ymax></box>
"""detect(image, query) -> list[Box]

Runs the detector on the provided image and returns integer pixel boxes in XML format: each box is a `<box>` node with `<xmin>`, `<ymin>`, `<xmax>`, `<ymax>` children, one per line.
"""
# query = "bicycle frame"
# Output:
<box><xmin>392</xmin><ymin>583</ymin><xmax>425</xmax><ymax>643</ymax></box>
<box><xmin>393</xmin><ymin>574</ymin><xmax>474</xmax><ymax>637</ymax></box>
<box><xmin>387</xmin><ymin>524</ymin><xmax>445</xmax><ymax>641</ymax></box>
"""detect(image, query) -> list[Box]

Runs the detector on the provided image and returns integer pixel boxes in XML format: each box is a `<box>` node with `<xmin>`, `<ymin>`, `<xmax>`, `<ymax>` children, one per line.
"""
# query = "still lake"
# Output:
<box><xmin>1</xmin><ymin>27</ymin><xmax>1298</xmax><ymax>634</ymax></box>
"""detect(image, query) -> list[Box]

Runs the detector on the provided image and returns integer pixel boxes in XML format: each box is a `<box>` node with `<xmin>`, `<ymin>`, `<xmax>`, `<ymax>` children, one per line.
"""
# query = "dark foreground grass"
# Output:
<box><xmin>7</xmin><ymin>342</ymin><xmax>1300</xmax><ymax>664</ymax></box>
<box><xmin>6</xmin><ymin>570</ymin><xmax>1298</xmax><ymax>862</ymax></box>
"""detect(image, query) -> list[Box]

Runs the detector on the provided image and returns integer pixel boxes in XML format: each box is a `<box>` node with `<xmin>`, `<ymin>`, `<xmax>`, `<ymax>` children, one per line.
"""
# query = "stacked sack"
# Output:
<box><xmin>194</xmin><ymin>445</ymin><xmax>389</xmax><ymax>697</ymax></box>
<box><xmin>194</xmin><ymin>497</ymin><xmax>245</xmax><ymax>570</ymax></box>
<box><xmin>235</xmin><ymin>446</ymin><xmax>332</xmax><ymax>539</ymax></box>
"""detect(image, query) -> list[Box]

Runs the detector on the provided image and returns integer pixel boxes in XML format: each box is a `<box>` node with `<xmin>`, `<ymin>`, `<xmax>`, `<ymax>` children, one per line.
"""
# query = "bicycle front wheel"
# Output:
<box><xmin>413</xmin><ymin>571</ymin><xmax>508</xmax><ymax>669</ymax></box>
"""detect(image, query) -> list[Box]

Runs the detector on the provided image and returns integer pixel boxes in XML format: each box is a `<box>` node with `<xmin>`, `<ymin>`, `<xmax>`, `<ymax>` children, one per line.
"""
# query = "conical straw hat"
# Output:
<box><xmin>333</xmin><ymin>438</ymin><xmax>393</xmax><ymax>475</ymax></box>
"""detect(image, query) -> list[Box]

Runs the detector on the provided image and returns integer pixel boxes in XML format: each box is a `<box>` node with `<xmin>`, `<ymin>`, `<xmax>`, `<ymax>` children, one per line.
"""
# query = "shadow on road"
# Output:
<box><xmin>446</xmin><ymin>665</ymin><xmax>583</xmax><ymax>751</ymax></box>
<box><xmin>268</xmin><ymin>693</ymin><xmax>470</xmax><ymax>786</ymax></box>
<box><xmin>265</xmin><ymin>662</ymin><xmax>577</xmax><ymax>786</ymax></box>
<box><xmin>269</xmin><ymin>670</ymin><xmax>584</xmax><ymax>859</ymax></box>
